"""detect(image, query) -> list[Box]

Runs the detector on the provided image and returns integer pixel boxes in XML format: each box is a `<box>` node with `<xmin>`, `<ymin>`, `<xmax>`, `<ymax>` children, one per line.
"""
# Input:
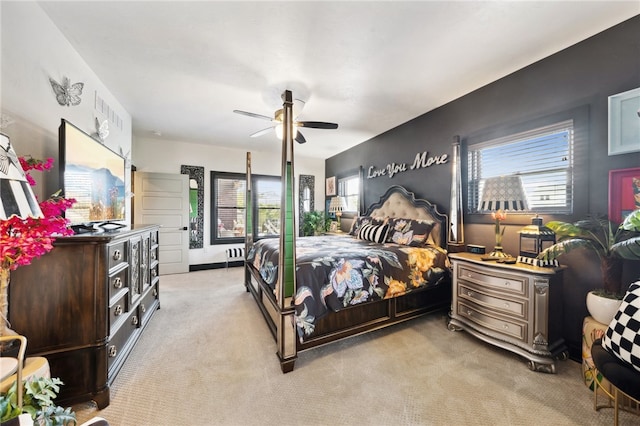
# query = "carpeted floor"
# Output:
<box><xmin>73</xmin><ymin>267</ymin><xmax>637</xmax><ymax>425</ymax></box>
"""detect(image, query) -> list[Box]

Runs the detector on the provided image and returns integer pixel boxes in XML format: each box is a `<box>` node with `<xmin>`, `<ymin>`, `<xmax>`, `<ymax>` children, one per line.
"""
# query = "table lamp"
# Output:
<box><xmin>328</xmin><ymin>196</ymin><xmax>347</xmax><ymax>232</ymax></box>
<box><xmin>478</xmin><ymin>175</ymin><xmax>528</xmax><ymax>258</ymax></box>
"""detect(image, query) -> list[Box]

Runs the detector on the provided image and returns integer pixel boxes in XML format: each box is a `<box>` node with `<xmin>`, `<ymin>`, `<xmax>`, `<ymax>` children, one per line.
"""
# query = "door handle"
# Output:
<box><xmin>181</xmin><ymin>226</ymin><xmax>188</xmax><ymax>231</ymax></box>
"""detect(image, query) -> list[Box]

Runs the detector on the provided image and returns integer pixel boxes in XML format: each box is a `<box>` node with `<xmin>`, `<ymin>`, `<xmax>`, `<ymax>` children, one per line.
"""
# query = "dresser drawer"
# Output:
<box><xmin>457</xmin><ymin>265</ymin><xmax>527</xmax><ymax>297</ymax></box>
<box><xmin>139</xmin><ymin>285</ymin><xmax>159</xmax><ymax>326</ymax></box>
<box><xmin>108</xmin><ymin>240</ymin><xmax>128</xmax><ymax>271</ymax></box>
<box><xmin>457</xmin><ymin>301</ymin><xmax>527</xmax><ymax>342</ymax></box>
<box><xmin>109</xmin><ymin>292</ymin><xmax>129</xmax><ymax>333</ymax></box>
<box><xmin>108</xmin><ymin>267</ymin><xmax>129</xmax><ymax>302</ymax></box>
<box><xmin>107</xmin><ymin>312</ymin><xmax>139</xmax><ymax>371</ymax></box>
<box><xmin>150</xmin><ymin>229</ymin><xmax>159</xmax><ymax>245</ymax></box>
<box><xmin>458</xmin><ymin>283</ymin><xmax>527</xmax><ymax>319</ymax></box>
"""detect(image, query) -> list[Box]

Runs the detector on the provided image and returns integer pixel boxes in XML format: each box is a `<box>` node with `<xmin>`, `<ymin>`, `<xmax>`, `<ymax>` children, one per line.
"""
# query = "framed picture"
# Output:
<box><xmin>326</xmin><ymin>176</ymin><xmax>336</xmax><ymax>196</ymax></box>
<box><xmin>609</xmin><ymin>167</ymin><xmax>640</xmax><ymax>224</ymax></box>
<box><xmin>608</xmin><ymin>87</ymin><xmax>640</xmax><ymax>156</ymax></box>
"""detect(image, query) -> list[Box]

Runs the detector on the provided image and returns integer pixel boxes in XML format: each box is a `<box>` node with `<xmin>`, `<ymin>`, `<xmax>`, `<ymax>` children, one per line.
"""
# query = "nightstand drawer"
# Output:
<box><xmin>457</xmin><ymin>301</ymin><xmax>527</xmax><ymax>342</ymax></box>
<box><xmin>458</xmin><ymin>283</ymin><xmax>526</xmax><ymax>319</ymax></box>
<box><xmin>458</xmin><ymin>265</ymin><xmax>527</xmax><ymax>296</ymax></box>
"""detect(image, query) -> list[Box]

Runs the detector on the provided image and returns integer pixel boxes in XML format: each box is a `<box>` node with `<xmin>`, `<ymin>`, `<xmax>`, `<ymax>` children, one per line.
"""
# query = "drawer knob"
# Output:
<box><xmin>114</xmin><ymin>305</ymin><xmax>123</xmax><ymax>316</ymax></box>
<box><xmin>151</xmin><ymin>269</ymin><xmax>157</xmax><ymax>278</ymax></box>
<box><xmin>108</xmin><ymin>345</ymin><xmax>117</xmax><ymax>358</ymax></box>
<box><xmin>503</xmin><ymin>324</ymin><xmax>509</xmax><ymax>330</ymax></box>
<box><xmin>467</xmin><ymin>291</ymin><xmax>474</xmax><ymax>297</ymax></box>
<box><xmin>504</xmin><ymin>281</ymin><xmax>511</xmax><ymax>287</ymax></box>
<box><xmin>132</xmin><ymin>315</ymin><xmax>139</xmax><ymax>326</ymax></box>
<box><xmin>112</xmin><ymin>250</ymin><xmax>121</xmax><ymax>261</ymax></box>
<box><xmin>153</xmin><ymin>288</ymin><xmax>158</xmax><ymax>297</ymax></box>
<box><xmin>141</xmin><ymin>303</ymin><xmax>146</xmax><ymax>313</ymax></box>
<box><xmin>467</xmin><ymin>310</ymin><xmax>472</xmax><ymax>316</ymax></box>
<box><xmin>504</xmin><ymin>303</ymin><xmax>510</xmax><ymax>308</ymax></box>
<box><xmin>113</xmin><ymin>277</ymin><xmax>123</xmax><ymax>289</ymax></box>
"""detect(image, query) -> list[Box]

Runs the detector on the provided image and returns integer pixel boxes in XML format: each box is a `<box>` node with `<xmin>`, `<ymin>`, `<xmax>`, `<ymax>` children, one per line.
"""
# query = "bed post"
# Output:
<box><xmin>447</xmin><ymin>135</ymin><xmax>465</xmax><ymax>253</ymax></box>
<box><xmin>277</xmin><ymin>89</ymin><xmax>298</xmax><ymax>372</ymax></box>
<box><xmin>244</xmin><ymin>152</ymin><xmax>253</xmax><ymax>292</ymax></box>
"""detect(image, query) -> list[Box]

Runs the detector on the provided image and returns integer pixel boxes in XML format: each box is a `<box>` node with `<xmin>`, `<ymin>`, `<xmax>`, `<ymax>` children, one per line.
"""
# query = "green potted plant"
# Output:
<box><xmin>537</xmin><ymin>209</ymin><xmax>640</xmax><ymax>323</ymax></box>
<box><xmin>0</xmin><ymin>376</ymin><xmax>76</xmax><ymax>425</ymax></box>
<box><xmin>301</xmin><ymin>211</ymin><xmax>326</xmax><ymax>236</ymax></box>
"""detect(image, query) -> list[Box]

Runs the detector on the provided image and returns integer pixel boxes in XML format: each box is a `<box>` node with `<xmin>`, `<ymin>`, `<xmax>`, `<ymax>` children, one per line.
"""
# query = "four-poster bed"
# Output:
<box><xmin>243</xmin><ymin>90</ymin><xmax>451</xmax><ymax>372</ymax></box>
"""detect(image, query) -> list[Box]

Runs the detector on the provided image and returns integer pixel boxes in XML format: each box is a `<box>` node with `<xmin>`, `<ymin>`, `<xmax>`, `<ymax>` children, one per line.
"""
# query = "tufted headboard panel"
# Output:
<box><xmin>364</xmin><ymin>186</ymin><xmax>448</xmax><ymax>248</ymax></box>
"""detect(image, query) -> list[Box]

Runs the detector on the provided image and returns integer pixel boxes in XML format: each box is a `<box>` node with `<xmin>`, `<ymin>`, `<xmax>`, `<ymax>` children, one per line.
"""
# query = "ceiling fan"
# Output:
<box><xmin>233</xmin><ymin>99</ymin><xmax>338</xmax><ymax>144</ymax></box>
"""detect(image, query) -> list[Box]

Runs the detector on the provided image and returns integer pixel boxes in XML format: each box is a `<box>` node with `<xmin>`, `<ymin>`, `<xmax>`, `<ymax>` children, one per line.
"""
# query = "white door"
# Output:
<box><xmin>134</xmin><ymin>171</ymin><xmax>189</xmax><ymax>275</ymax></box>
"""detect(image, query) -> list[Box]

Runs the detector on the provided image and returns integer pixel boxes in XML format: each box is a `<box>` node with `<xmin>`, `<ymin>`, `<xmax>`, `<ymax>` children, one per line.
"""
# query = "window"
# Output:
<box><xmin>338</xmin><ymin>174</ymin><xmax>360</xmax><ymax>213</ymax></box>
<box><xmin>211</xmin><ymin>172</ymin><xmax>281</xmax><ymax>244</ymax></box>
<box><xmin>211</xmin><ymin>173</ymin><xmax>246</xmax><ymax>244</ymax></box>
<box><xmin>255</xmin><ymin>176</ymin><xmax>281</xmax><ymax>237</ymax></box>
<box><xmin>467</xmin><ymin>120</ymin><xmax>574</xmax><ymax>214</ymax></box>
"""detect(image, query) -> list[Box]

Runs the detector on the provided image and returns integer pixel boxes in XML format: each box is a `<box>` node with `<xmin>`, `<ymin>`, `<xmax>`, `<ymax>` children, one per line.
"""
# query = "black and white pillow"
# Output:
<box><xmin>357</xmin><ymin>223</ymin><xmax>389</xmax><ymax>244</ymax></box>
<box><xmin>602</xmin><ymin>281</ymin><xmax>640</xmax><ymax>372</ymax></box>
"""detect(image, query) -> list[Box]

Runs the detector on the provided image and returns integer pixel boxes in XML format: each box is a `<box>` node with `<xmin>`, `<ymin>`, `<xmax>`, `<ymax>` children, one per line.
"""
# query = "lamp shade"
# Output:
<box><xmin>478</xmin><ymin>175</ymin><xmax>528</xmax><ymax>212</ymax></box>
<box><xmin>0</xmin><ymin>133</ymin><xmax>43</xmax><ymax>220</ymax></box>
<box><xmin>328</xmin><ymin>196</ymin><xmax>347</xmax><ymax>213</ymax></box>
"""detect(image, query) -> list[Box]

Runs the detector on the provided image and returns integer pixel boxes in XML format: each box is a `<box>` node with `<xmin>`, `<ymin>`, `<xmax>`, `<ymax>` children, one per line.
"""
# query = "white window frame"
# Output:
<box><xmin>467</xmin><ymin>120</ymin><xmax>574</xmax><ymax>215</ymax></box>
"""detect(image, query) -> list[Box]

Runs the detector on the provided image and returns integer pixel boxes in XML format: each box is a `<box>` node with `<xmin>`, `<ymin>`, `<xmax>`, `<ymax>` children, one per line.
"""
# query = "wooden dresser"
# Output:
<box><xmin>8</xmin><ymin>225</ymin><xmax>160</xmax><ymax>408</ymax></box>
<box><xmin>448</xmin><ymin>252</ymin><xmax>566</xmax><ymax>373</ymax></box>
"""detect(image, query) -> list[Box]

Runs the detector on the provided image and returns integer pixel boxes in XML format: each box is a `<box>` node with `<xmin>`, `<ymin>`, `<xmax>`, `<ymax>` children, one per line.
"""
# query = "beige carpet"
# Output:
<box><xmin>73</xmin><ymin>267</ymin><xmax>637</xmax><ymax>425</ymax></box>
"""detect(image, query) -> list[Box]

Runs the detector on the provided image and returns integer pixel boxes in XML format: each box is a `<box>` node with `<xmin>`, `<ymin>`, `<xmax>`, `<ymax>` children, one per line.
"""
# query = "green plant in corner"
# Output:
<box><xmin>537</xmin><ymin>209</ymin><xmax>640</xmax><ymax>298</ymax></box>
<box><xmin>0</xmin><ymin>376</ymin><xmax>76</xmax><ymax>425</ymax></box>
<box><xmin>301</xmin><ymin>211</ymin><xmax>326</xmax><ymax>236</ymax></box>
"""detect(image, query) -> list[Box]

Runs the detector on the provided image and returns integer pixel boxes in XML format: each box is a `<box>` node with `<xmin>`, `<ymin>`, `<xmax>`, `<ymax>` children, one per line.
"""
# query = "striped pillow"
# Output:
<box><xmin>357</xmin><ymin>223</ymin><xmax>389</xmax><ymax>244</ymax></box>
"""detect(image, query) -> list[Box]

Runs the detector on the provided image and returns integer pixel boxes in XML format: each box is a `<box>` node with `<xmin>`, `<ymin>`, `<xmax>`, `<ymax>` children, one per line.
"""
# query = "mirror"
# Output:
<box><xmin>299</xmin><ymin>174</ymin><xmax>315</xmax><ymax>236</ymax></box>
<box><xmin>181</xmin><ymin>165</ymin><xmax>204</xmax><ymax>249</ymax></box>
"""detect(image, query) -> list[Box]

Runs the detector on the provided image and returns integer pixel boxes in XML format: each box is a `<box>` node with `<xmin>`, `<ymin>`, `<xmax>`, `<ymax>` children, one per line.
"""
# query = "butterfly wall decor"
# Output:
<box><xmin>94</xmin><ymin>117</ymin><xmax>109</xmax><ymax>142</ymax></box>
<box><xmin>49</xmin><ymin>76</ymin><xmax>84</xmax><ymax>106</ymax></box>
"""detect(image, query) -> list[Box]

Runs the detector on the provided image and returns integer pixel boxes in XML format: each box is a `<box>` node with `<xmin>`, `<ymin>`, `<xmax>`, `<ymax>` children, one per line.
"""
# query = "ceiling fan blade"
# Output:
<box><xmin>295</xmin><ymin>131</ymin><xmax>307</xmax><ymax>144</ymax></box>
<box><xmin>250</xmin><ymin>127</ymin><xmax>275</xmax><ymax>138</ymax></box>
<box><xmin>297</xmin><ymin>121</ymin><xmax>338</xmax><ymax>130</ymax></box>
<box><xmin>233</xmin><ymin>110</ymin><xmax>274</xmax><ymax>121</ymax></box>
<box><xmin>293</xmin><ymin>99</ymin><xmax>305</xmax><ymax>118</ymax></box>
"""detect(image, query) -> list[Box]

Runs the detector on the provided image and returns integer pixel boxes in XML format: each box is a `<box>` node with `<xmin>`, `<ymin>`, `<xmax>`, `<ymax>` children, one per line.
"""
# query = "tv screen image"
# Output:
<box><xmin>59</xmin><ymin>119</ymin><xmax>126</xmax><ymax>229</ymax></box>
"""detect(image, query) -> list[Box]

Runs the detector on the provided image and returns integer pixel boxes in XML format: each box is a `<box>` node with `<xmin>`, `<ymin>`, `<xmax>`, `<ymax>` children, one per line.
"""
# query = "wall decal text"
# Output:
<box><xmin>367</xmin><ymin>150</ymin><xmax>449</xmax><ymax>179</ymax></box>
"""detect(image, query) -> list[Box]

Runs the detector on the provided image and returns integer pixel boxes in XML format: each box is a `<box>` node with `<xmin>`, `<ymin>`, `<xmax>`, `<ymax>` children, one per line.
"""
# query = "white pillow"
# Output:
<box><xmin>602</xmin><ymin>281</ymin><xmax>640</xmax><ymax>372</ymax></box>
<box><xmin>357</xmin><ymin>223</ymin><xmax>389</xmax><ymax>244</ymax></box>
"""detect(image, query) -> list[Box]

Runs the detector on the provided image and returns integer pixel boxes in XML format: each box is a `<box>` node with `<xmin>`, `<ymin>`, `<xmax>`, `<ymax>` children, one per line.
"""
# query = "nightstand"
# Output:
<box><xmin>447</xmin><ymin>252</ymin><xmax>567</xmax><ymax>373</ymax></box>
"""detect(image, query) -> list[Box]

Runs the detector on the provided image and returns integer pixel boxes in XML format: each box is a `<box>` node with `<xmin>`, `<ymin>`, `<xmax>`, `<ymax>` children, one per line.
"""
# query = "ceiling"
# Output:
<box><xmin>38</xmin><ymin>1</ymin><xmax>639</xmax><ymax>160</ymax></box>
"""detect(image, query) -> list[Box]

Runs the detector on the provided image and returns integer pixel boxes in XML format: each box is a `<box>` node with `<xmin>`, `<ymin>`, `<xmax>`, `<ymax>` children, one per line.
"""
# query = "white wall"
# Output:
<box><xmin>1</xmin><ymin>2</ymin><xmax>326</xmax><ymax>267</ymax></box>
<box><xmin>0</xmin><ymin>2</ymin><xmax>133</xmax><ymax>219</ymax></box>
<box><xmin>133</xmin><ymin>136</ymin><xmax>325</xmax><ymax>265</ymax></box>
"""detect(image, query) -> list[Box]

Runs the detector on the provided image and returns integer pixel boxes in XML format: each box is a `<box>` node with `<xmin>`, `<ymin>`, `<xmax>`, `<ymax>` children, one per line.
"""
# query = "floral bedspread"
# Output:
<box><xmin>247</xmin><ymin>235</ymin><xmax>450</xmax><ymax>341</ymax></box>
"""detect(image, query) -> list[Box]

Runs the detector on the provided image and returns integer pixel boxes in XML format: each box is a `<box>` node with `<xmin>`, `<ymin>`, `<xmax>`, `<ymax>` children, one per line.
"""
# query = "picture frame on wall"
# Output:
<box><xmin>326</xmin><ymin>176</ymin><xmax>336</xmax><ymax>196</ymax></box>
<box><xmin>608</xmin><ymin>87</ymin><xmax>640</xmax><ymax>156</ymax></box>
<box><xmin>609</xmin><ymin>167</ymin><xmax>640</xmax><ymax>224</ymax></box>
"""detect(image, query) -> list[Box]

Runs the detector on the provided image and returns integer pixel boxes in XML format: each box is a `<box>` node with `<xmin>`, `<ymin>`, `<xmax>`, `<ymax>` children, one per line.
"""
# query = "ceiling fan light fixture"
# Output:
<box><xmin>274</xmin><ymin>123</ymin><xmax>298</xmax><ymax>140</ymax></box>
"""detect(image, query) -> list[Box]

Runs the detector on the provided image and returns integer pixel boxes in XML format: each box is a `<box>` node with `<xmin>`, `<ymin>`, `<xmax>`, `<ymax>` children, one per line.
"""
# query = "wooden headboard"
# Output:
<box><xmin>363</xmin><ymin>186</ymin><xmax>448</xmax><ymax>248</ymax></box>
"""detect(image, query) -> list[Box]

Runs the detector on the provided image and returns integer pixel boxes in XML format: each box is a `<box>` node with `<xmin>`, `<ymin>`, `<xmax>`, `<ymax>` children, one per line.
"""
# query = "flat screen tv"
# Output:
<box><xmin>59</xmin><ymin>119</ymin><xmax>126</xmax><ymax>232</ymax></box>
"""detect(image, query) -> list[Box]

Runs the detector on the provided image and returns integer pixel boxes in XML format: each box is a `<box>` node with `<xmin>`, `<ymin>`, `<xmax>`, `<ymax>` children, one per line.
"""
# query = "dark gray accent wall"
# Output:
<box><xmin>326</xmin><ymin>16</ymin><xmax>640</xmax><ymax>361</ymax></box>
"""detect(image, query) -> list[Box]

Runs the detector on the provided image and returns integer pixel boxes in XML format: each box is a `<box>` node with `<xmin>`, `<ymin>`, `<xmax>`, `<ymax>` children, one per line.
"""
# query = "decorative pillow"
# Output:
<box><xmin>349</xmin><ymin>216</ymin><xmax>385</xmax><ymax>236</ymax></box>
<box><xmin>602</xmin><ymin>282</ymin><xmax>640</xmax><ymax>372</ymax></box>
<box><xmin>357</xmin><ymin>223</ymin><xmax>390</xmax><ymax>244</ymax></box>
<box><xmin>387</xmin><ymin>218</ymin><xmax>435</xmax><ymax>246</ymax></box>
